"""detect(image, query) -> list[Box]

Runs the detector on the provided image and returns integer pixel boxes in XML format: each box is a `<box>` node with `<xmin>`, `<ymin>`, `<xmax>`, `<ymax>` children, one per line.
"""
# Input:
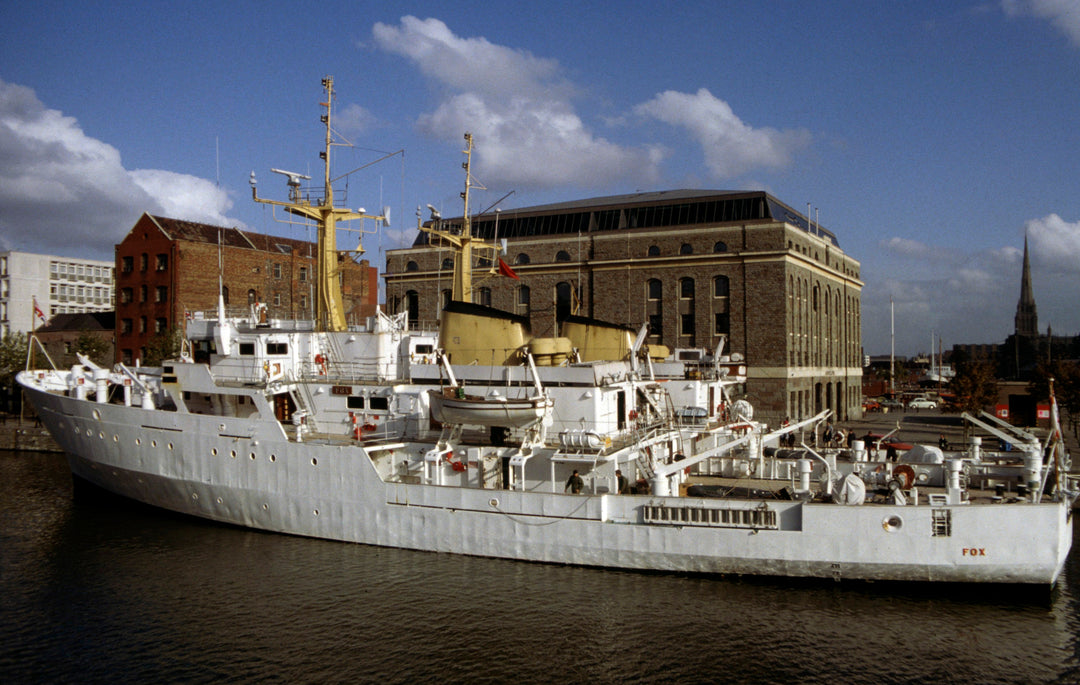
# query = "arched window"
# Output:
<box><xmin>679</xmin><ymin>278</ymin><xmax>695</xmax><ymax>345</ymax></box>
<box><xmin>556</xmin><ymin>282</ymin><xmax>574</xmax><ymax>322</ymax></box>
<box><xmin>478</xmin><ymin>287</ymin><xmax>492</xmax><ymax>307</ymax></box>
<box><xmin>441</xmin><ymin>258</ymin><xmax>454</xmax><ymax>270</ymax></box>
<box><xmin>647</xmin><ymin>279</ymin><xmax>662</xmax><ymax>300</ymax></box>
<box><xmin>713</xmin><ymin>275</ymin><xmax>729</xmax><ymax>298</ymax></box>
<box><xmin>555</xmin><ymin>250</ymin><xmax>571</xmax><ymax>262</ymax></box>
<box><xmin>405</xmin><ymin>260</ymin><xmax>419</xmax><ymax>272</ymax></box>
<box><xmin>647</xmin><ymin>245</ymin><xmax>660</xmax><ymax>257</ymax></box>
<box><xmin>680</xmin><ymin>243</ymin><xmax>693</xmax><ymax>255</ymax></box>
<box><xmin>516</xmin><ymin>253</ymin><xmax>530</xmax><ymax>265</ymax></box>
<box><xmin>714</xmin><ymin>241</ymin><xmax>728</xmax><ymax>253</ymax></box>
<box><xmin>680</xmin><ymin>278</ymin><xmax>695</xmax><ymax>299</ymax></box>
<box><xmin>405</xmin><ymin>290</ymin><xmax>419</xmax><ymax>326</ymax></box>
<box><xmin>441</xmin><ymin>289</ymin><xmax>452</xmax><ymax>309</ymax></box>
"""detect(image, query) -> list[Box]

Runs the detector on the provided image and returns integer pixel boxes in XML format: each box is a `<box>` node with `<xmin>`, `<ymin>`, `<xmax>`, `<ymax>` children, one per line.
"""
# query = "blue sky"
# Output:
<box><xmin>2</xmin><ymin>0</ymin><xmax>1079</xmax><ymax>357</ymax></box>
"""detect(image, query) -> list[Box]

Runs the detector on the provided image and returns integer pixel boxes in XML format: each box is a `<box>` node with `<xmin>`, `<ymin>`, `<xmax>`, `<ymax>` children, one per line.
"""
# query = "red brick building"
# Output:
<box><xmin>115</xmin><ymin>213</ymin><xmax>377</xmax><ymax>364</ymax></box>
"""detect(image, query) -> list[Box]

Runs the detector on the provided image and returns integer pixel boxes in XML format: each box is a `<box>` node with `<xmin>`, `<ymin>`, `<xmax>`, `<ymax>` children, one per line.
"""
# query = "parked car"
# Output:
<box><xmin>908</xmin><ymin>398</ymin><xmax>937</xmax><ymax>410</ymax></box>
<box><xmin>880</xmin><ymin>398</ymin><xmax>903</xmax><ymax>410</ymax></box>
<box><xmin>862</xmin><ymin>399</ymin><xmax>881</xmax><ymax>412</ymax></box>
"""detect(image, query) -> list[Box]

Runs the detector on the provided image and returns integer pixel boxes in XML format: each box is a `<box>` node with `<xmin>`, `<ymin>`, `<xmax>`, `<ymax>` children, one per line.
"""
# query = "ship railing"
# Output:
<box><xmin>298</xmin><ymin>359</ymin><xmax>400</xmax><ymax>383</ymax></box>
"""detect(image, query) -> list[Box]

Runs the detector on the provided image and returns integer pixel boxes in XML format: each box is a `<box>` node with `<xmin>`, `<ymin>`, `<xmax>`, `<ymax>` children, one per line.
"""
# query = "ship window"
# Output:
<box><xmin>347</xmin><ymin>396</ymin><xmax>365</xmax><ymax>409</ymax></box>
<box><xmin>267</xmin><ymin>342</ymin><xmax>288</xmax><ymax>355</ymax></box>
<box><xmin>239</xmin><ymin>343</ymin><xmax>255</xmax><ymax>356</ymax></box>
<box><xmin>370</xmin><ymin>397</ymin><xmax>389</xmax><ymax>410</ymax></box>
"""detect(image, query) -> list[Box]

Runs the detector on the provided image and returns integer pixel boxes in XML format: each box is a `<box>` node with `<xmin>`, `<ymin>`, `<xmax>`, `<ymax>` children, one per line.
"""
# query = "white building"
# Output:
<box><xmin>0</xmin><ymin>251</ymin><xmax>114</xmax><ymax>337</ymax></box>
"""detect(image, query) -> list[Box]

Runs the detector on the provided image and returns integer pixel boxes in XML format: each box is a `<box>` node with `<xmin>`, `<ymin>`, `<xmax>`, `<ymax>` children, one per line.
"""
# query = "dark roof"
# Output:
<box><xmin>37</xmin><ymin>311</ymin><xmax>115</xmax><ymax>332</ymax></box>
<box><xmin>413</xmin><ymin>189</ymin><xmax>839</xmax><ymax>247</ymax></box>
<box><xmin>146</xmin><ymin>215</ymin><xmax>315</xmax><ymax>254</ymax></box>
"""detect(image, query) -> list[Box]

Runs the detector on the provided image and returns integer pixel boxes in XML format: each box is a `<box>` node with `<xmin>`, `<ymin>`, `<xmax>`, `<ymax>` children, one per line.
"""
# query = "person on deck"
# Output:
<box><xmin>616</xmin><ymin>469</ymin><xmax>629</xmax><ymax>494</ymax></box>
<box><xmin>565</xmin><ymin>469</ymin><xmax>583</xmax><ymax>494</ymax></box>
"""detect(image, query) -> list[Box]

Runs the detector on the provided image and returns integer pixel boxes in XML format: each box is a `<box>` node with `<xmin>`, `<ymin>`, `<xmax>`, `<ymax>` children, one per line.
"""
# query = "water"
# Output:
<box><xmin>2</xmin><ymin>449</ymin><xmax>1079</xmax><ymax>684</ymax></box>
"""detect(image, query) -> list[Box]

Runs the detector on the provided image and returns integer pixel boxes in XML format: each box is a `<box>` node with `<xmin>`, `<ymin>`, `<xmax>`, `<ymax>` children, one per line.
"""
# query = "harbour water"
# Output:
<box><xmin>2</xmin><ymin>448</ymin><xmax>1079</xmax><ymax>684</ymax></box>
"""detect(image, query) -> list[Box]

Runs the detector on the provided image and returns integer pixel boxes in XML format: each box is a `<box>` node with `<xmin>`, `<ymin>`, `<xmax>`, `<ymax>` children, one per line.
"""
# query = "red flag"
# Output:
<box><xmin>33</xmin><ymin>297</ymin><xmax>45</xmax><ymax>322</ymax></box>
<box><xmin>497</xmin><ymin>257</ymin><xmax>519</xmax><ymax>280</ymax></box>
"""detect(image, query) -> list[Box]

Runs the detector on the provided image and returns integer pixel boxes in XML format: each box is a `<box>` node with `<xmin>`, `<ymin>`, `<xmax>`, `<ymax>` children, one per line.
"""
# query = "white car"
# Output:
<box><xmin>908</xmin><ymin>398</ymin><xmax>937</xmax><ymax>410</ymax></box>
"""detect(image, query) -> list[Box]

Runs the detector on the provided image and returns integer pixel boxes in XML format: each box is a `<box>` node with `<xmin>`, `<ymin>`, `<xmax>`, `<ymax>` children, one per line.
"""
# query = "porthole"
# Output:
<box><xmin>311</xmin><ymin>458</ymin><xmax>318</xmax><ymax>466</ymax></box>
<box><xmin>168</xmin><ymin>443</ymin><xmax>174</xmax><ymax>450</ymax></box>
<box><xmin>216</xmin><ymin>497</ymin><xmax>223</xmax><ymax>504</ymax></box>
<box><xmin>230</xmin><ymin>450</ymin><xmax>237</xmax><ymax>458</ymax></box>
<box><xmin>151</xmin><ymin>440</ymin><xmax>157</xmax><ymax>447</ymax></box>
<box><xmin>882</xmin><ymin>515</ymin><xmax>904</xmax><ymax>532</ymax></box>
<box><xmin>98</xmin><ymin>431</ymin><xmax>104</xmax><ymax>439</ymax></box>
<box><xmin>211</xmin><ymin>448</ymin><xmax>218</xmax><ymax>456</ymax></box>
<box><xmin>92</xmin><ymin>409</ymin><xmax>101</xmax><ymax>420</ymax></box>
<box><xmin>269</xmin><ymin>454</ymin><xmax>276</xmax><ymax>462</ymax></box>
<box><xmin>249</xmin><ymin>452</ymin><xmax>256</xmax><ymax>460</ymax></box>
<box><xmin>192</xmin><ymin>492</ymin><xmax>199</xmax><ymax>501</ymax></box>
<box><xmin>135</xmin><ymin>438</ymin><xmax>142</xmax><ymax>446</ymax></box>
<box><xmin>313</xmin><ymin>509</ymin><xmax>319</xmax><ymax>516</ymax></box>
<box><xmin>113</xmin><ymin>435</ymin><xmax>119</xmax><ymax>442</ymax></box>
<box><xmin>262</xmin><ymin>504</ymin><xmax>269</xmax><ymax>510</ymax></box>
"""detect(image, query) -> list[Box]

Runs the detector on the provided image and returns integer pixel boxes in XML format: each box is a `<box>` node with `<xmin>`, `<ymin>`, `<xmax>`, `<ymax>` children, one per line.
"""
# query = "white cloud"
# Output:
<box><xmin>1002</xmin><ymin>0</ymin><xmax>1080</xmax><ymax>47</ymax></box>
<box><xmin>634</xmin><ymin>88</ymin><xmax>811</xmax><ymax>179</ymax></box>
<box><xmin>335</xmin><ymin>103</ymin><xmax>379</xmax><ymax>137</ymax></box>
<box><xmin>371</xmin><ymin>16</ymin><xmax>662</xmax><ymax>189</ymax></box>
<box><xmin>1025</xmin><ymin>213</ymin><xmax>1080</xmax><ymax>273</ymax></box>
<box><xmin>0</xmin><ymin>78</ymin><xmax>241</xmax><ymax>259</ymax></box>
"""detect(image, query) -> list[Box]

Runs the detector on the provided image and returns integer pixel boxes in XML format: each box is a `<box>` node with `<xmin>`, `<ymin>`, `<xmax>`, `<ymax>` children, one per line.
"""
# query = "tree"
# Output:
<box><xmin>948</xmin><ymin>359</ymin><xmax>998</xmax><ymax>414</ymax></box>
<box><xmin>72</xmin><ymin>332</ymin><xmax>111</xmax><ymax>368</ymax></box>
<box><xmin>1031</xmin><ymin>360</ymin><xmax>1080</xmax><ymax>439</ymax></box>
<box><xmin>0</xmin><ymin>332</ymin><xmax>29</xmax><ymax>414</ymax></box>
<box><xmin>143</xmin><ymin>326</ymin><xmax>184</xmax><ymax>367</ymax></box>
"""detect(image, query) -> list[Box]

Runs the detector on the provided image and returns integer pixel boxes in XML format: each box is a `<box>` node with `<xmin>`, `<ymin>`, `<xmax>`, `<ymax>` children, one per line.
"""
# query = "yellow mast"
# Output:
<box><xmin>250</xmin><ymin>76</ymin><xmax>387</xmax><ymax>331</ymax></box>
<box><xmin>420</xmin><ymin>132</ymin><xmax>497</xmax><ymax>303</ymax></box>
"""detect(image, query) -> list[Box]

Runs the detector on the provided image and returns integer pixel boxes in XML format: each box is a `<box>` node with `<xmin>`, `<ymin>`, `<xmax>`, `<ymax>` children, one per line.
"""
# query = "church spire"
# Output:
<box><xmin>1015</xmin><ymin>235</ymin><xmax>1038</xmax><ymax>338</ymax></box>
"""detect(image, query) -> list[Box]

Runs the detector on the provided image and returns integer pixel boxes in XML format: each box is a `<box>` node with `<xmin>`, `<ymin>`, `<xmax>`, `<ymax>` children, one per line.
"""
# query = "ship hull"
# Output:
<box><xmin>23</xmin><ymin>382</ymin><xmax>1072</xmax><ymax>586</ymax></box>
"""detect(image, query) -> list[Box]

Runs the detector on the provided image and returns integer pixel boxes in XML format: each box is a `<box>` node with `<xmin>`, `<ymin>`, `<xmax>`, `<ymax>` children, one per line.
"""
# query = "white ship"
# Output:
<box><xmin>18</xmin><ymin>78</ymin><xmax>1078</xmax><ymax>585</ymax></box>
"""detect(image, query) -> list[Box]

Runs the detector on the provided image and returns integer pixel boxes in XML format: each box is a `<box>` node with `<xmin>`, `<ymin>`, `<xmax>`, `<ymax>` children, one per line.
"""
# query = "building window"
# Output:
<box><xmin>121</xmin><ymin>256</ymin><xmax>133</xmax><ymax>273</ymax></box>
<box><xmin>155</xmin><ymin>318</ymin><xmax>167</xmax><ymax>334</ymax></box>
<box><xmin>222</xmin><ymin>287</ymin><xmax>229</xmax><ymax>305</ymax></box>
<box><xmin>272</xmin><ymin>262</ymin><xmax>282</xmax><ymax>279</ymax></box>
<box><xmin>646</xmin><ymin>279</ymin><xmax>662</xmax><ymax>343</ymax></box>
<box><xmin>516</xmin><ymin>253</ymin><xmax>530</xmax><ymax>265</ymax></box>
<box><xmin>681</xmin><ymin>314</ymin><xmax>695</xmax><ymax>337</ymax></box>
<box><xmin>441</xmin><ymin>258</ymin><xmax>453</xmax><ymax>270</ymax></box>
<box><xmin>406</xmin><ymin>261</ymin><xmax>419</xmax><ymax>272</ymax></box>
<box><xmin>516</xmin><ymin>285</ymin><xmax>530</xmax><ymax>317</ymax></box>
<box><xmin>555</xmin><ymin>282</ymin><xmax>574</xmax><ymax>323</ymax></box>
<box><xmin>680</xmin><ymin>278</ymin><xmax>695</xmax><ymax>299</ymax></box>
<box><xmin>478</xmin><ymin>287</ymin><xmax>492</xmax><ymax>307</ymax></box>
<box><xmin>121</xmin><ymin>318</ymin><xmax>133</xmax><ymax>334</ymax></box>
<box><xmin>155</xmin><ymin>286</ymin><xmax>167</xmax><ymax>303</ymax></box>
<box><xmin>120</xmin><ymin>288</ymin><xmax>133</xmax><ymax>304</ymax></box>
<box><xmin>156</xmin><ymin>254</ymin><xmax>168</xmax><ymax>271</ymax></box>
<box><xmin>140</xmin><ymin>285</ymin><xmax>147</xmax><ymax>302</ymax></box>
<box><xmin>647</xmin><ymin>245</ymin><xmax>660</xmax><ymax>257</ymax></box>
<box><xmin>680</xmin><ymin>243</ymin><xmax>693</xmax><ymax>255</ymax></box>
<box><xmin>140</xmin><ymin>253</ymin><xmax>148</xmax><ymax>271</ymax></box>
<box><xmin>405</xmin><ymin>290</ymin><xmax>419</xmax><ymax>327</ymax></box>
<box><xmin>299</xmin><ymin>266</ymin><xmax>308</xmax><ymax>282</ymax></box>
<box><xmin>299</xmin><ymin>294</ymin><xmax>307</xmax><ymax>309</ymax></box>
<box><xmin>714</xmin><ymin>241</ymin><xmax>728</xmax><ymax>253</ymax></box>
<box><xmin>248</xmin><ymin>289</ymin><xmax>257</xmax><ymax>305</ymax></box>
<box><xmin>139</xmin><ymin>316</ymin><xmax>147</xmax><ymax>333</ymax></box>
<box><xmin>441</xmin><ymin>289</ymin><xmax>452</xmax><ymax>309</ymax></box>
<box><xmin>273</xmin><ymin>293</ymin><xmax>281</xmax><ymax>306</ymax></box>
<box><xmin>712</xmin><ymin>275</ymin><xmax>730</xmax><ymax>339</ymax></box>
<box><xmin>714</xmin><ymin>313</ymin><xmax>730</xmax><ymax>336</ymax></box>
<box><xmin>555</xmin><ymin>250</ymin><xmax>571</xmax><ymax>262</ymax></box>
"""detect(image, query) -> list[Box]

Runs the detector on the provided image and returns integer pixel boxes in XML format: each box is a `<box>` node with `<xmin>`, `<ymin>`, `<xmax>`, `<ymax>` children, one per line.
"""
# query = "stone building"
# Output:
<box><xmin>384</xmin><ymin>190</ymin><xmax>863</xmax><ymax>424</ymax></box>
<box><xmin>115</xmin><ymin>213</ymin><xmax>377</xmax><ymax>364</ymax></box>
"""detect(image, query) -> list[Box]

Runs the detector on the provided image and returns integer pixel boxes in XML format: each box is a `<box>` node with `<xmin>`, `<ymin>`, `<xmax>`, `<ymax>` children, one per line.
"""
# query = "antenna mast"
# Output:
<box><xmin>249</xmin><ymin>76</ymin><xmax>388</xmax><ymax>332</ymax></box>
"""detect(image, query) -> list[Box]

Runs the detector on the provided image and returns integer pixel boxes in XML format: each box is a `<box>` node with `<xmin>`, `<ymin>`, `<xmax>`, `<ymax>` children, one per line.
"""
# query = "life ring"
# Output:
<box><xmin>451</xmin><ymin>461</ymin><xmax>467</xmax><ymax>472</ymax></box>
<box><xmin>314</xmin><ymin>354</ymin><xmax>327</xmax><ymax>375</ymax></box>
<box><xmin>362</xmin><ymin>423</ymin><xmax>377</xmax><ymax>432</ymax></box>
<box><xmin>629</xmin><ymin>409</ymin><xmax>638</xmax><ymax>420</ymax></box>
